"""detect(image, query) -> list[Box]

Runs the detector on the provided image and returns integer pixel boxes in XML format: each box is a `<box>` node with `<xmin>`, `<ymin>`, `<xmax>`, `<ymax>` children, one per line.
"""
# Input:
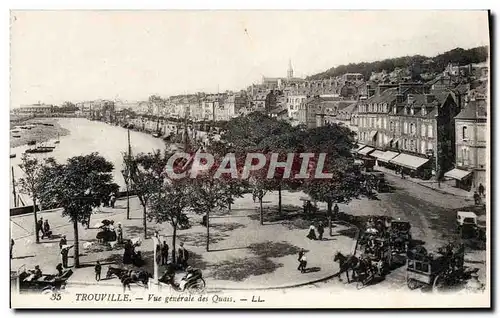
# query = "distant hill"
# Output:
<box><xmin>307</xmin><ymin>46</ymin><xmax>489</xmax><ymax>81</ymax></box>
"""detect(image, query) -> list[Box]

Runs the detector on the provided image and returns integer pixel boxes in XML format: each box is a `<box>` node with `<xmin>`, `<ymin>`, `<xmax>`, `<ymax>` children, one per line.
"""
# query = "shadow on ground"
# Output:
<box><xmin>178</xmin><ymin>232</ymin><xmax>229</xmax><ymax>247</ymax></box>
<box><xmin>210</xmin><ymin>222</ymin><xmax>247</xmax><ymax>232</ymax></box>
<box><xmin>248</xmin><ymin>241</ymin><xmax>303</xmax><ymax>258</ymax></box>
<box><xmin>211</xmin><ymin>256</ymin><xmax>283</xmax><ymax>281</ymax></box>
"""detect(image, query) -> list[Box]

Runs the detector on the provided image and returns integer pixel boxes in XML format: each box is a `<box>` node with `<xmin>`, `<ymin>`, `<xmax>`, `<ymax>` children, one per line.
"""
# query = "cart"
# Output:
<box><xmin>406</xmin><ymin>243</ymin><xmax>467</xmax><ymax>292</ymax></box>
<box><xmin>12</xmin><ymin>265</ymin><xmax>73</xmax><ymax>294</ymax></box>
<box><xmin>389</xmin><ymin>220</ymin><xmax>412</xmax><ymax>254</ymax></box>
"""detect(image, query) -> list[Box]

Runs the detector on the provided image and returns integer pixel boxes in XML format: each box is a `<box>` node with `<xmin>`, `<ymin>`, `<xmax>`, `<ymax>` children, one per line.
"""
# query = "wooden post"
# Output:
<box><xmin>11</xmin><ymin>166</ymin><xmax>17</xmax><ymax>207</ymax></box>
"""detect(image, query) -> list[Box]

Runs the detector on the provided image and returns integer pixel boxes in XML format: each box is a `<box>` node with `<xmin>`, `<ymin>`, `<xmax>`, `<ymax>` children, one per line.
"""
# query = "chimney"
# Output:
<box><xmin>425</xmin><ymin>94</ymin><xmax>435</xmax><ymax>104</ymax></box>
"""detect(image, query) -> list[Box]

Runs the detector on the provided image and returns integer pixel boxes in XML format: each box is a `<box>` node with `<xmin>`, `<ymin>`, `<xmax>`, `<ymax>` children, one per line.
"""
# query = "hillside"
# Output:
<box><xmin>307</xmin><ymin>46</ymin><xmax>488</xmax><ymax>81</ymax></box>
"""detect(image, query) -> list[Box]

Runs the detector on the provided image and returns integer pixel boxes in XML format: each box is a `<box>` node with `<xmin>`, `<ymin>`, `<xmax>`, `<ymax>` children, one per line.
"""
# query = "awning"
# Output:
<box><xmin>370</xmin><ymin>150</ymin><xmax>386</xmax><ymax>159</ymax></box>
<box><xmin>358</xmin><ymin>146</ymin><xmax>375</xmax><ymax>156</ymax></box>
<box><xmin>444</xmin><ymin>168</ymin><xmax>472</xmax><ymax>181</ymax></box>
<box><xmin>352</xmin><ymin>144</ymin><xmax>366</xmax><ymax>153</ymax></box>
<box><xmin>354</xmin><ymin>159</ymin><xmax>364</xmax><ymax>165</ymax></box>
<box><xmin>389</xmin><ymin>153</ymin><xmax>429</xmax><ymax>170</ymax></box>
<box><xmin>377</xmin><ymin>151</ymin><xmax>399</xmax><ymax>163</ymax></box>
<box><xmin>369</xmin><ymin>131</ymin><xmax>378</xmax><ymax>139</ymax></box>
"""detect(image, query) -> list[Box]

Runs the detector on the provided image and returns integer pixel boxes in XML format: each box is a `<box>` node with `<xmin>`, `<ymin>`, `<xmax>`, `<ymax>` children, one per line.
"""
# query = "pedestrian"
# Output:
<box><xmin>306</xmin><ymin>224</ymin><xmax>317</xmax><ymax>240</ymax></box>
<box><xmin>161</xmin><ymin>241</ymin><xmax>169</xmax><ymax>265</ymax></box>
<box><xmin>299</xmin><ymin>252</ymin><xmax>307</xmax><ymax>273</ymax></box>
<box><xmin>37</xmin><ymin>217</ymin><xmax>44</xmax><ymax>238</ymax></box>
<box><xmin>317</xmin><ymin>222</ymin><xmax>325</xmax><ymax>240</ymax></box>
<box><xmin>59</xmin><ymin>235</ymin><xmax>67</xmax><ymax>250</ymax></box>
<box><xmin>116</xmin><ymin>223</ymin><xmax>123</xmax><ymax>244</ymax></box>
<box><xmin>42</xmin><ymin>219</ymin><xmax>52</xmax><ymax>239</ymax></box>
<box><xmin>95</xmin><ymin>261</ymin><xmax>101</xmax><ymax>281</ymax></box>
<box><xmin>252</xmin><ymin>190</ymin><xmax>257</xmax><ymax>203</ymax></box>
<box><xmin>61</xmin><ymin>245</ymin><xmax>71</xmax><ymax>268</ymax></box>
<box><xmin>10</xmin><ymin>239</ymin><xmax>14</xmax><ymax>259</ymax></box>
<box><xmin>110</xmin><ymin>192</ymin><xmax>116</xmax><ymax>208</ymax></box>
<box><xmin>478</xmin><ymin>183</ymin><xmax>485</xmax><ymax>197</ymax></box>
<box><xmin>333</xmin><ymin>203</ymin><xmax>339</xmax><ymax>219</ymax></box>
<box><xmin>473</xmin><ymin>191</ymin><xmax>481</xmax><ymax>205</ymax></box>
<box><xmin>400</xmin><ymin>169</ymin><xmax>405</xmax><ymax>179</ymax></box>
<box><xmin>297</xmin><ymin>249</ymin><xmax>305</xmax><ymax>271</ymax></box>
<box><xmin>177</xmin><ymin>242</ymin><xmax>189</xmax><ymax>270</ymax></box>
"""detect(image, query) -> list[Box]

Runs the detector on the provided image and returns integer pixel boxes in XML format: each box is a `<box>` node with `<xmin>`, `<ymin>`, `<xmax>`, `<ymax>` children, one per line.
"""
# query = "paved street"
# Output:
<box><xmin>10</xmin><ymin>170</ymin><xmax>486</xmax><ymax>292</ymax></box>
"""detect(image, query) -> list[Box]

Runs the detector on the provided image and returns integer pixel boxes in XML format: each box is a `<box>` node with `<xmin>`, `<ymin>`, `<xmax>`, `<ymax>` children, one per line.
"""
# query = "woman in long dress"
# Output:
<box><xmin>306</xmin><ymin>224</ymin><xmax>317</xmax><ymax>240</ymax></box>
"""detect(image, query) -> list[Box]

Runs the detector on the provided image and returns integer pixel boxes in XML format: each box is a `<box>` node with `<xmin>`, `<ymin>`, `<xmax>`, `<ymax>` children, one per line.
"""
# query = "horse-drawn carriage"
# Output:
<box><xmin>11</xmin><ymin>265</ymin><xmax>73</xmax><ymax>294</ymax></box>
<box><xmin>96</xmin><ymin>220</ymin><xmax>117</xmax><ymax>243</ymax></box>
<box><xmin>456</xmin><ymin>211</ymin><xmax>486</xmax><ymax>250</ymax></box>
<box><xmin>406</xmin><ymin>242</ymin><xmax>472</xmax><ymax>292</ymax></box>
<box><xmin>388</xmin><ymin>220</ymin><xmax>412</xmax><ymax>254</ymax></box>
<box><xmin>159</xmin><ymin>265</ymin><xmax>206</xmax><ymax>293</ymax></box>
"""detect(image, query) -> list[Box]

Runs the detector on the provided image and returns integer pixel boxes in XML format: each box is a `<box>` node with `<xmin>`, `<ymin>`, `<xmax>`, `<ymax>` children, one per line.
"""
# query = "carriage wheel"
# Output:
<box><xmin>407</xmin><ymin>279</ymin><xmax>421</xmax><ymax>290</ymax></box>
<box><xmin>186</xmin><ymin>279</ymin><xmax>206</xmax><ymax>293</ymax></box>
<box><xmin>432</xmin><ymin>274</ymin><xmax>446</xmax><ymax>292</ymax></box>
<box><xmin>41</xmin><ymin>287</ymin><xmax>54</xmax><ymax>295</ymax></box>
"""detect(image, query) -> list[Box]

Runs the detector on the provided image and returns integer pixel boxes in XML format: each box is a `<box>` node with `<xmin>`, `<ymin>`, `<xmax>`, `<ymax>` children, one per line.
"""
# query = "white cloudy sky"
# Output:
<box><xmin>10</xmin><ymin>10</ymin><xmax>489</xmax><ymax>107</ymax></box>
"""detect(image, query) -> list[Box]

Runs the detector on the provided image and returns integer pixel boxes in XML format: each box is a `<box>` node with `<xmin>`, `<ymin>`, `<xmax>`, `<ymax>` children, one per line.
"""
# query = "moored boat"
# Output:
<box><xmin>10</xmin><ymin>154</ymin><xmax>16</xmax><ymax>159</ymax></box>
<box><xmin>25</xmin><ymin>146</ymin><xmax>54</xmax><ymax>154</ymax></box>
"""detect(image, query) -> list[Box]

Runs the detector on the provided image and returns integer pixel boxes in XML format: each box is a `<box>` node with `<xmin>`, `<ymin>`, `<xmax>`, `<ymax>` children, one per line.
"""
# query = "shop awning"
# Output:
<box><xmin>351</xmin><ymin>144</ymin><xmax>366</xmax><ymax>153</ymax></box>
<box><xmin>358</xmin><ymin>146</ymin><xmax>375</xmax><ymax>156</ymax></box>
<box><xmin>389</xmin><ymin>153</ymin><xmax>429</xmax><ymax>170</ymax></box>
<box><xmin>370</xmin><ymin>150</ymin><xmax>386</xmax><ymax>159</ymax></box>
<box><xmin>369</xmin><ymin>131</ymin><xmax>378</xmax><ymax>139</ymax></box>
<box><xmin>377</xmin><ymin>151</ymin><xmax>399</xmax><ymax>163</ymax></box>
<box><xmin>444</xmin><ymin>168</ymin><xmax>472</xmax><ymax>181</ymax></box>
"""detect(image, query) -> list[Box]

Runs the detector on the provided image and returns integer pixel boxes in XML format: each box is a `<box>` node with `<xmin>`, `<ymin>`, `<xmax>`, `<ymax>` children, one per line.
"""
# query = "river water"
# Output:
<box><xmin>10</xmin><ymin>118</ymin><xmax>166</xmax><ymax>207</ymax></box>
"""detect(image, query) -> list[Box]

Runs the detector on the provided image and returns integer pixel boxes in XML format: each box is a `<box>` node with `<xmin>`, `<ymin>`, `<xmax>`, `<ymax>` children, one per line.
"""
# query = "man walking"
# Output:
<box><xmin>116</xmin><ymin>223</ymin><xmax>123</xmax><ymax>244</ymax></box>
<box><xmin>95</xmin><ymin>261</ymin><xmax>102</xmax><ymax>281</ymax></box>
<box><xmin>37</xmin><ymin>217</ymin><xmax>44</xmax><ymax>239</ymax></box>
<box><xmin>59</xmin><ymin>235</ymin><xmax>67</xmax><ymax>250</ymax></box>
<box><xmin>333</xmin><ymin>203</ymin><xmax>339</xmax><ymax>219</ymax></box>
<box><xmin>317</xmin><ymin>222</ymin><xmax>325</xmax><ymax>241</ymax></box>
<box><xmin>297</xmin><ymin>249</ymin><xmax>305</xmax><ymax>271</ymax></box>
<box><xmin>478</xmin><ymin>183</ymin><xmax>485</xmax><ymax>197</ymax></box>
<box><xmin>61</xmin><ymin>245</ymin><xmax>72</xmax><ymax>268</ymax></box>
<box><xmin>161</xmin><ymin>241</ymin><xmax>169</xmax><ymax>265</ymax></box>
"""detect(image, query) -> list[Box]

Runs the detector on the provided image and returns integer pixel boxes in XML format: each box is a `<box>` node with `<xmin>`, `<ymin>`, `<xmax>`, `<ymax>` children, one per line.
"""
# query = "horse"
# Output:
<box><xmin>106</xmin><ymin>266</ymin><xmax>152</xmax><ymax>290</ymax></box>
<box><xmin>333</xmin><ymin>251</ymin><xmax>373</xmax><ymax>284</ymax></box>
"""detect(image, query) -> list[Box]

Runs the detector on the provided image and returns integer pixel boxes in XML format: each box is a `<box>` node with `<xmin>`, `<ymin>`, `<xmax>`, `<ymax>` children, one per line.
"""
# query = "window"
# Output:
<box><xmin>420</xmin><ymin>141</ymin><xmax>426</xmax><ymax>154</ymax></box>
<box><xmin>393</xmin><ymin>106</ymin><xmax>397</xmax><ymax>114</ymax></box>
<box><xmin>410</xmin><ymin>123</ymin><xmax>416</xmax><ymax>136</ymax></box>
<box><xmin>404</xmin><ymin>139</ymin><xmax>408</xmax><ymax>149</ymax></box>
<box><xmin>390</xmin><ymin>121</ymin><xmax>394</xmax><ymax>132</ymax></box>
<box><xmin>427</xmin><ymin>142</ymin><xmax>433</xmax><ymax>150</ymax></box>
<box><xmin>410</xmin><ymin>107</ymin><xmax>414</xmax><ymax>115</ymax></box>
<box><xmin>404</xmin><ymin>122</ymin><xmax>408</xmax><ymax>134</ymax></box>
<box><xmin>422</xmin><ymin>107</ymin><xmax>426</xmax><ymax>116</ymax></box>
<box><xmin>462</xmin><ymin>126</ymin><xmax>468</xmax><ymax>140</ymax></box>
<box><xmin>410</xmin><ymin>140</ymin><xmax>415</xmax><ymax>151</ymax></box>
<box><xmin>421</xmin><ymin>124</ymin><xmax>426</xmax><ymax>137</ymax></box>
<box><xmin>384</xmin><ymin>103</ymin><xmax>388</xmax><ymax>112</ymax></box>
<box><xmin>428</xmin><ymin>125</ymin><xmax>433</xmax><ymax>138</ymax></box>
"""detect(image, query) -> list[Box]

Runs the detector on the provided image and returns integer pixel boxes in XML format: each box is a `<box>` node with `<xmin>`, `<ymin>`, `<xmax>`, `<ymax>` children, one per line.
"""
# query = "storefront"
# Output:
<box><xmin>389</xmin><ymin>153</ymin><xmax>430</xmax><ymax>179</ymax></box>
<box><xmin>444</xmin><ymin>168</ymin><xmax>473</xmax><ymax>191</ymax></box>
<box><xmin>375</xmin><ymin>151</ymin><xmax>400</xmax><ymax>170</ymax></box>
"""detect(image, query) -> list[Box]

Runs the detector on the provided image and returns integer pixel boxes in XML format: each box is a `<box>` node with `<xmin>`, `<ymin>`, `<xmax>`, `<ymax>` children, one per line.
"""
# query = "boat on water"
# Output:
<box><xmin>27</xmin><ymin>140</ymin><xmax>36</xmax><ymax>146</ymax></box>
<box><xmin>12</xmin><ymin>135</ymin><xmax>21</xmax><ymax>138</ymax></box>
<box><xmin>10</xmin><ymin>154</ymin><xmax>16</xmax><ymax>159</ymax></box>
<box><xmin>25</xmin><ymin>146</ymin><xmax>54</xmax><ymax>154</ymax></box>
<box><xmin>42</xmin><ymin>123</ymin><xmax>54</xmax><ymax>127</ymax></box>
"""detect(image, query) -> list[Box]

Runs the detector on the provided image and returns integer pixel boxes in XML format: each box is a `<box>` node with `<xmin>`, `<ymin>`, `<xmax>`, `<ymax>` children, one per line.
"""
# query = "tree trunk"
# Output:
<box><xmin>126</xmin><ymin>183</ymin><xmax>130</xmax><ymax>220</ymax></box>
<box><xmin>278</xmin><ymin>184</ymin><xmax>282</xmax><ymax>214</ymax></box>
<box><xmin>73</xmin><ymin>219</ymin><xmax>80</xmax><ymax>268</ymax></box>
<box><xmin>206</xmin><ymin>211</ymin><xmax>210</xmax><ymax>252</ymax></box>
<box><xmin>33</xmin><ymin>196</ymin><xmax>39</xmax><ymax>244</ymax></box>
<box><xmin>259</xmin><ymin>198</ymin><xmax>264</xmax><ymax>225</ymax></box>
<box><xmin>143</xmin><ymin>205</ymin><xmax>148</xmax><ymax>239</ymax></box>
<box><xmin>327</xmin><ymin>200</ymin><xmax>333</xmax><ymax>236</ymax></box>
<box><xmin>171</xmin><ymin>223</ymin><xmax>177</xmax><ymax>264</ymax></box>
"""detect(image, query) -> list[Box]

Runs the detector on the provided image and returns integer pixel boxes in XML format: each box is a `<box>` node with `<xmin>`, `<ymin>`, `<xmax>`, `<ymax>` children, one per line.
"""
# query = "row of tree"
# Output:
<box><xmin>17</xmin><ymin>112</ymin><xmax>365</xmax><ymax>268</ymax></box>
<box><xmin>307</xmin><ymin>46</ymin><xmax>488</xmax><ymax>81</ymax></box>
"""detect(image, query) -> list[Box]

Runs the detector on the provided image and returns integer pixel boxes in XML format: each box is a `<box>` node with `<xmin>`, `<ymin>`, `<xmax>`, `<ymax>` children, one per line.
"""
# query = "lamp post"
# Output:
<box><xmin>121</xmin><ymin>168</ymin><xmax>131</xmax><ymax>220</ymax></box>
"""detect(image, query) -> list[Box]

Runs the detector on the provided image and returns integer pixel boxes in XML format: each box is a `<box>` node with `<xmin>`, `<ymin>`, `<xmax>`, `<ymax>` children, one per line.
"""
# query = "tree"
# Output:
<box><xmin>37</xmin><ymin>153</ymin><xmax>116</xmax><ymax>267</ymax></box>
<box><xmin>148</xmin><ymin>177</ymin><xmax>192</xmax><ymax>264</ymax></box>
<box><xmin>123</xmin><ymin>150</ymin><xmax>166</xmax><ymax>239</ymax></box>
<box><xmin>17</xmin><ymin>154</ymin><xmax>46</xmax><ymax>243</ymax></box>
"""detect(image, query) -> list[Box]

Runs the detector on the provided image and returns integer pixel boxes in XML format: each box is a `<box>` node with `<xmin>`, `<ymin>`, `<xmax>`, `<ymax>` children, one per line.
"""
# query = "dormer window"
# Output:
<box><xmin>422</xmin><ymin>107</ymin><xmax>426</xmax><ymax>116</ymax></box>
<box><xmin>410</xmin><ymin>107</ymin><xmax>414</xmax><ymax>115</ymax></box>
<box><xmin>393</xmin><ymin>106</ymin><xmax>397</xmax><ymax>114</ymax></box>
<box><xmin>404</xmin><ymin>107</ymin><xmax>409</xmax><ymax>115</ymax></box>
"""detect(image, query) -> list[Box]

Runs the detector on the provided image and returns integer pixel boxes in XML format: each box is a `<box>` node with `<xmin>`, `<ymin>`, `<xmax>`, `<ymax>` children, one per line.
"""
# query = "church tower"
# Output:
<box><xmin>287</xmin><ymin>59</ymin><xmax>294</xmax><ymax>79</ymax></box>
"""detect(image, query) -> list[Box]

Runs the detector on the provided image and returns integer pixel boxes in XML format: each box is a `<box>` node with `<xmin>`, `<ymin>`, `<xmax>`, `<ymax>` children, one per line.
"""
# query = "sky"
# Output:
<box><xmin>10</xmin><ymin>10</ymin><xmax>490</xmax><ymax>107</ymax></box>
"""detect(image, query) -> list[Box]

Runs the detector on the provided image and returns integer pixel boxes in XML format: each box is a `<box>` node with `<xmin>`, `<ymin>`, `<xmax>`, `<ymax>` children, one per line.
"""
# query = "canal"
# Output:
<box><xmin>10</xmin><ymin>118</ymin><xmax>167</xmax><ymax>207</ymax></box>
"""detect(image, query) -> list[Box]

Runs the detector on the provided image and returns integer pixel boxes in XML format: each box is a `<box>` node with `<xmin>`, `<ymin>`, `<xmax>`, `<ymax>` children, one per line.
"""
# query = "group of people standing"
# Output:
<box><xmin>156</xmin><ymin>240</ymin><xmax>190</xmax><ymax>270</ymax></box>
<box><xmin>36</xmin><ymin>217</ymin><xmax>52</xmax><ymax>239</ymax></box>
<box><xmin>474</xmin><ymin>183</ymin><xmax>486</xmax><ymax>205</ymax></box>
<box><xmin>306</xmin><ymin>221</ymin><xmax>326</xmax><ymax>241</ymax></box>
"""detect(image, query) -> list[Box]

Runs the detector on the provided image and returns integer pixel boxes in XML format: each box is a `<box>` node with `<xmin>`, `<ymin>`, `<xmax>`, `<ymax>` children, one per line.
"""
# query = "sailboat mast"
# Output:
<box><xmin>11</xmin><ymin>166</ymin><xmax>17</xmax><ymax>207</ymax></box>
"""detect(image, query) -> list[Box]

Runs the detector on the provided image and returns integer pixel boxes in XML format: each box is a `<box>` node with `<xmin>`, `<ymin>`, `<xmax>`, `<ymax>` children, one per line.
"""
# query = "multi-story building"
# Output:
<box><xmin>13</xmin><ymin>103</ymin><xmax>54</xmax><ymax>115</ymax></box>
<box><xmin>356</xmin><ymin>82</ymin><xmax>460</xmax><ymax>179</ymax></box>
<box><xmin>286</xmin><ymin>94</ymin><xmax>307</xmax><ymax>120</ymax></box>
<box><xmin>446</xmin><ymin>99</ymin><xmax>487</xmax><ymax>190</ymax></box>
